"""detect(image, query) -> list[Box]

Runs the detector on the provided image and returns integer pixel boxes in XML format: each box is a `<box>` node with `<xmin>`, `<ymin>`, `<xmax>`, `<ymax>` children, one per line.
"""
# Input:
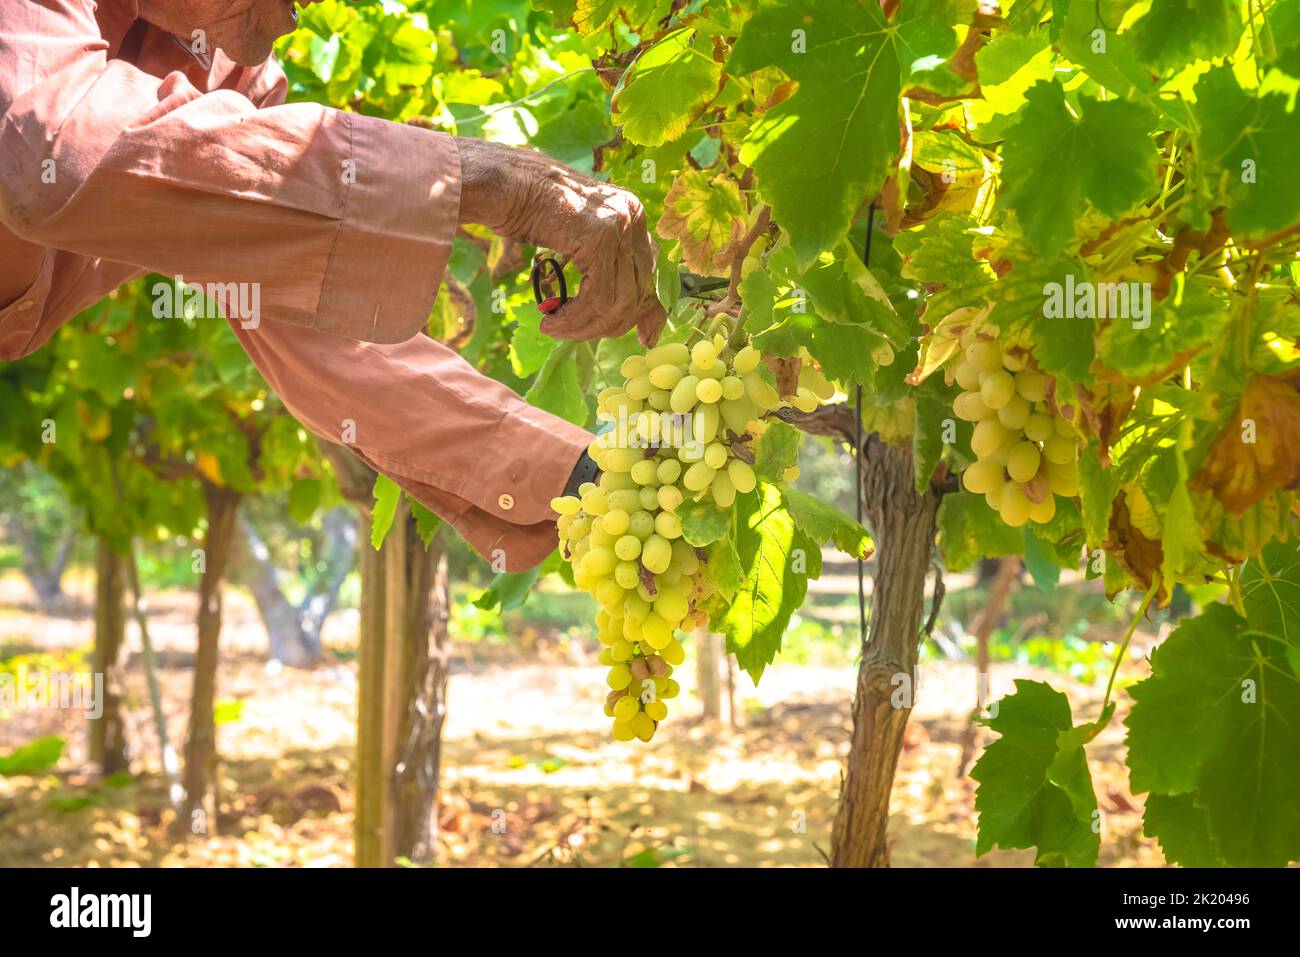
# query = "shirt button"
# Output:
<box><xmin>14</xmin><ymin>299</ymin><xmax>34</xmax><ymax>311</ymax></box>
<box><xmin>498</xmin><ymin>494</ymin><xmax>514</xmax><ymax>511</ymax></box>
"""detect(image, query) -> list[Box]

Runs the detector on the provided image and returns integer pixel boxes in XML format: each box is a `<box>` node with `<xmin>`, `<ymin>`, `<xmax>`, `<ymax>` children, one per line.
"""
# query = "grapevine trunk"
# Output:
<box><xmin>830</xmin><ymin>437</ymin><xmax>943</xmax><ymax>868</ymax></box>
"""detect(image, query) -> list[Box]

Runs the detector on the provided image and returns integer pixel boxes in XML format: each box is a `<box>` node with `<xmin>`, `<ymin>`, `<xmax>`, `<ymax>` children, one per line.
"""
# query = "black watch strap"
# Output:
<box><xmin>562</xmin><ymin>449</ymin><xmax>600</xmax><ymax>498</ymax></box>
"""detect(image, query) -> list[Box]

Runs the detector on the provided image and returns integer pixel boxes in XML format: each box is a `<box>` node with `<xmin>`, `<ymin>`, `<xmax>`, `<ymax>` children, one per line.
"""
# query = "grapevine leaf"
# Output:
<box><xmin>1124</xmin><ymin>603</ymin><xmax>1300</xmax><ymax>866</ymax></box>
<box><xmin>1095</xmin><ymin>282</ymin><xmax>1222</xmax><ymax>381</ymax></box>
<box><xmin>1192</xmin><ymin>66</ymin><xmax>1300</xmax><ymax>236</ymax></box>
<box><xmin>714</xmin><ymin>482</ymin><xmax>820</xmax><ymax>682</ymax></box>
<box><xmin>1190</xmin><ymin>371</ymin><xmax>1300</xmax><ymax>514</ymax></box>
<box><xmin>408</xmin><ymin>497</ymin><xmax>443</xmax><ymax>549</ymax></box>
<box><xmin>781</xmin><ymin>487</ymin><xmax>873</xmax><ymax>560</ymax></box>
<box><xmin>706</xmin><ymin>533</ymin><xmax>744</xmax><ymax>604</ymax></box>
<box><xmin>752</xmin><ymin>420</ymin><xmax>801</xmax><ymax>481</ymax></box>
<box><xmin>288</xmin><ymin>478</ymin><xmax>322</xmax><ymax>525</ymax></box>
<box><xmin>974</xmin><ymin>29</ymin><xmax>1047</xmax><ymax>86</ymax></box>
<box><xmin>1240</xmin><ymin>539</ymin><xmax>1300</xmax><ymax>648</ymax></box>
<box><xmin>937</xmin><ymin>491</ymin><xmax>1023</xmax><ymax>571</ymax></box>
<box><xmin>1077</xmin><ymin>441</ymin><xmax>1117</xmax><ymax>545</ymax></box>
<box><xmin>1056</xmin><ymin>1</ymin><xmax>1181</xmax><ymax>123</ymax></box>
<box><xmin>370</xmin><ymin>474</ymin><xmax>401</xmax><ymax>551</ymax></box>
<box><xmin>1266</xmin><ymin>0</ymin><xmax>1300</xmax><ymax>76</ymax></box>
<box><xmin>1159</xmin><ymin>479</ymin><xmax>1204</xmax><ymax>589</ymax></box>
<box><xmin>656</xmin><ymin>170</ymin><xmax>747</xmax><ymax>276</ymax></box>
<box><xmin>727</xmin><ymin>0</ymin><xmax>961</xmax><ymax>266</ymax></box>
<box><xmin>474</xmin><ymin>567</ymin><xmax>540</xmax><ymax>613</ymax></box>
<box><xmin>525</xmin><ymin>341</ymin><xmax>590</xmax><ymax>427</ymax></box>
<box><xmin>676</xmin><ymin>496</ymin><xmax>731</xmax><ymax>547</ymax></box>
<box><xmin>574</xmin><ymin>0</ymin><xmax>662</xmax><ymax>35</ymax></box>
<box><xmin>1127</xmin><ymin>0</ymin><xmax>1242</xmax><ymax>74</ymax></box>
<box><xmin>795</xmin><ymin>243</ymin><xmax>907</xmax><ymax>344</ymax></box>
<box><xmin>509</xmin><ymin>305</ymin><xmax>555</xmax><ymax>378</ymax></box>
<box><xmin>1001</xmin><ymin>81</ymin><xmax>1158</xmax><ymax>255</ymax></box>
<box><xmin>1021</xmin><ymin>527</ymin><xmax>1060</xmax><ymax>593</ymax></box>
<box><xmin>972</xmin><ymin>679</ymin><xmax>1101</xmax><ymax>868</ymax></box>
<box><xmin>911</xmin><ymin>393</ymin><xmax>947</xmax><ymax>493</ymax></box>
<box><xmin>612</xmin><ymin>28</ymin><xmax>723</xmax><ymax>148</ymax></box>
<box><xmin>1142</xmin><ymin>792</ymin><xmax>1223</xmax><ymax>867</ymax></box>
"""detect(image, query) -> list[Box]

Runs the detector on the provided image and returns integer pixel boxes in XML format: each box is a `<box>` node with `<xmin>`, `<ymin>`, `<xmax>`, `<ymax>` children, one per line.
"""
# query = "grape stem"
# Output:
<box><xmin>705</xmin><ymin>205</ymin><xmax>772</xmax><ymax>318</ymax></box>
<box><xmin>1101</xmin><ymin>575</ymin><xmax>1159</xmax><ymax>716</ymax></box>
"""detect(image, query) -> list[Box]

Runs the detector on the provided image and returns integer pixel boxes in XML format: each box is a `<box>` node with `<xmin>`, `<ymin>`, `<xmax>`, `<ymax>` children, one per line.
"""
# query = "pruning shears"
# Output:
<box><xmin>530</xmin><ymin>253</ymin><xmax>731</xmax><ymax>314</ymax></box>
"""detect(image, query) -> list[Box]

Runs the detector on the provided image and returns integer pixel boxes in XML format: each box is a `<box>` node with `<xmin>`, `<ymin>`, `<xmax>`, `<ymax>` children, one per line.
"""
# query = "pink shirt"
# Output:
<box><xmin>0</xmin><ymin>0</ymin><xmax>590</xmax><ymax>570</ymax></box>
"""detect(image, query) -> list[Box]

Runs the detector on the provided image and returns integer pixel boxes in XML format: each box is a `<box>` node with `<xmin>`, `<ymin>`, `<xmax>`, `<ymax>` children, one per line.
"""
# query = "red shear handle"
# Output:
<box><xmin>531</xmin><ymin>257</ymin><xmax>568</xmax><ymax>314</ymax></box>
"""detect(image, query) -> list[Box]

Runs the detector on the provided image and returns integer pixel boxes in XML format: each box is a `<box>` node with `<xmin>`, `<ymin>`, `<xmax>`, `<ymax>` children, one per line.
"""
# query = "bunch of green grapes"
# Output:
<box><xmin>951</xmin><ymin>329</ymin><xmax>1081</xmax><ymax>527</ymax></box>
<box><xmin>551</xmin><ymin>333</ymin><xmax>821</xmax><ymax>742</ymax></box>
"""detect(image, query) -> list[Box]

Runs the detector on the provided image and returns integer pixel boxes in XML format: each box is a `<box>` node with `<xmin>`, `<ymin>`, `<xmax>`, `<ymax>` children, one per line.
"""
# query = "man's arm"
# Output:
<box><xmin>0</xmin><ymin>0</ymin><xmax>454</xmax><ymax>344</ymax></box>
<box><xmin>229</xmin><ymin>315</ymin><xmax>593</xmax><ymax>572</ymax></box>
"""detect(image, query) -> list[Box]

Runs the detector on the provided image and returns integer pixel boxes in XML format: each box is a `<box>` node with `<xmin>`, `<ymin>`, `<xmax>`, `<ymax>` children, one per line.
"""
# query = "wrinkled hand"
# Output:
<box><xmin>455</xmin><ymin>138</ymin><xmax>666</xmax><ymax>347</ymax></box>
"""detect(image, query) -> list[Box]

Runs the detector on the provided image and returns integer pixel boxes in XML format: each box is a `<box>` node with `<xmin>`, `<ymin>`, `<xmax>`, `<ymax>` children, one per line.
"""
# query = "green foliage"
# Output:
<box><xmin>1125</xmin><ymin>597</ymin><xmax>1300</xmax><ymax>866</ymax></box>
<box><xmin>711</xmin><ymin>482</ymin><xmax>822</xmax><ymax>682</ymax></box>
<box><xmin>972</xmin><ymin>680</ymin><xmax>1105</xmax><ymax>867</ymax></box>
<box><xmin>0</xmin><ymin>736</ymin><xmax>65</xmax><ymax>776</ymax></box>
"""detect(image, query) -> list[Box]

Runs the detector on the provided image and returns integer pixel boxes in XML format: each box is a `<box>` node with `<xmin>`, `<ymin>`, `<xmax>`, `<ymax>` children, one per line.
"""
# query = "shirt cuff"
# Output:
<box><xmin>315</xmin><ymin>119</ymin><xmax>461</xmax><ymax>344</ymax></box>
<box><xmin>483</xmin><ymin>406</ymin><xmax>594</xmax><ymax>526</ymax></box>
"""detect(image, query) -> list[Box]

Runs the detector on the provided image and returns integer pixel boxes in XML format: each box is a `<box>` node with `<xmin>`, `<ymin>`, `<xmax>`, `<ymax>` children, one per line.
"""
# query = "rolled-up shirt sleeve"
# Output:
<box><xmin>229</xmin><ymin>318</ymin><xmax>593</xmax><ymax>571</ymax></box>
<box><xmin>0</xmin><ymin>0</ymin><xmax>454</xmax><ymax>344</ymax></box>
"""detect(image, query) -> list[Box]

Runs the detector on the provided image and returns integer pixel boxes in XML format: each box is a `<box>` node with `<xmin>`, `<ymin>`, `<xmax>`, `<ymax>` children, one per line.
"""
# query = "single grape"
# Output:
<box><xmin>670</xmin><ymin>376</ymin><xmax>701</xmax><ymax>415</ymax></box>
<box><xmin>997</xmin><ymin>394</ymin><xmax>1031</xmax><ymax>430</ymax></box>
<box><xmin>980</xmin><ymin>370</ymin><xmax>1016</xmax><ymax>410</ymax></box>
<box><xmin>655</xmin><ymin>511</ymin><xmax>683</xmax><ymax>540</ymax></box>
<box><xmin>711</xmin><ymin>470</ymin><xmax>737</xmax><ymax>508</ymax></box>
<box><xmin>1015</xmin><ymin>370</ymin><xmax>1047</xmax><ymax>403</ymax></box>
<box><xmin>656</xmin><ymin>458</ymin><xmax>682</xmax><ymax>484</ymax></box>
<box><xmin>966</xmin><ymin>340</ymin><xmax>1002</xmax><ymax>374</ymax></box>
<box><xmin>657</xmin><ymin>484</ymin><xmax>685</xmax><ymax>511</ymax></box>
<box><xmin>1023</xmin><ymin>412</ymin><xmax>1054</xmax><ymax>442</ymax></box>
<box><xmin>733</xmin><ymin>345</ymin><xmax>761</xmax><ymax>373</ymax></box>
<box><xmin>962</xmin><ymin>458</ymin><xmax>1005</xmax><ymax>495</ymax></box>
<box><xmin>660</xmin><ymin>637</ymin><xmax>685</xmax><ymax>666</ymax></box>
<box><xmin>728</xmin><ymin>459</ymin><xmax>757</xmax><ymax>493</ymax></box>
<box><xmin>601</xmin><ymin>509</ymin><xmax>631</xmax><ymax>536</ymax></box>
<box><xmin>696</xmin><ymin>377</ymin><xmax>723</xmax><ymax>404</ymax></box>
<box><xmin>953</xmin><ymin>391</ymin><xmax>993</xmax><ymax>422</ymax></box>
<box><xmin>684</xmin><ymin>461</ymin><xmax>716</xmax><ymax>492</ymax></box>
<box><xmin>1028</xmin><ymin>493</ymin><xmax>1056</xmax><ymax>524</ymax></box>
<box><xmin>614</xmin><ymin>536</ymin><xmax>642</xmax><ymax>565</ymax></box>
<box><xmin>1043</xmin><ymin>434</ymin><xmax>1077</xmax><ymax>466</ymax></box>
<box><xmin>649</xmin><ymin>363</ymin><xmax>685</xmax><ymax>390</ymax></box>
<box><xmin>551</xmin><ymin>495</ymin><xmax>582</xmax><ymax>515</ymax></box>
<box><xmin>631</xmin><ymin>712</ymin><xmax>656</xmax><ymax>742</ymax></box>
<box><xmin>954</xmin><ymin>360</ymin><xmax>982</xmax><ymax>391</ymax></box>
<box><xmin>970</xmin><ymin>418</ymin><xmax>1010</xmax><ymax>458</ymax></box>
<box><xmin>999</xmin><ymin>482</ymin><xmax>1031</xmax><ymax>527</ymax></box>
<box><xmin>1006</xmin><ymin>441</ymin><xmax>1042</xmax><ymax>484</ymax></box>
<box><xmin>642</xmin><ymin>534</ymin><xmax>673</xmax><ymax>574</ymax></box>
<box><xmin>630</xmin><ymin>459</ymin><xmax>658</xmax><ymax>486</ymax></box>
<box><xmin>645</xmin><ymin>342</ymin><xmax>689</xmax><ymax>368</ymax></box>
<box><xmin>613</xmin><ymin>695</ymin><xmax>639</xmax><ymax>722</ymax></box>
<box><xmin>628</xmin><ymin>510</ymin><xmax>656</xmax><ymax>540</ymax></box>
